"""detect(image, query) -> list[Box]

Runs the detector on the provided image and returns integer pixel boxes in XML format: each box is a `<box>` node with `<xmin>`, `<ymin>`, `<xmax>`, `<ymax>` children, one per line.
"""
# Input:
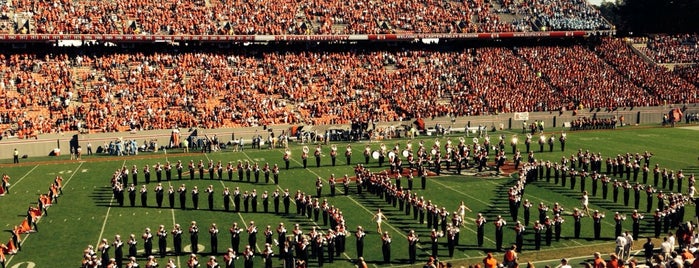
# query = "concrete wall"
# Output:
<box><xmin>1</xmin><ymin>104</ymin><xmax>697</xmax><ymax>159</ymax></box>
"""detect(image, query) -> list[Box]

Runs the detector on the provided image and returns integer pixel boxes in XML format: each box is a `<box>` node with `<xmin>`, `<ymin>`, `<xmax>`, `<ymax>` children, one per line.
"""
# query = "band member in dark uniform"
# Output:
<box><xmin>592</xmin><ymin>210</ymin><xmax>605</xmax><ymax>240</ymax></box>
<box><xmin>230</xmin><ymin>223</ymin><xmax>241</xmax><ymax>254</ymax></box>
<box><xmin>273</xmin><ymin>189</ymin><xmax>280</xmax><ymax>214</ymax></box>
<box><xmin>572</xmin><ymin>208</ymin><xmax>583</xmax><ymax>239</ymax></box>
<box><xmin>273</xmin><ymin>164</ymin><xmax>280</xmax><ymax>185</ymax></box>
<box><xmin>206</xmin><ymin>185</ymin><xmax>215</xmax><ymax>210</ymax></box>
<box><xmin>533</xmin><ymin>221</ymin><xmax>543</xmax><ymax>250</ymax></box>
<box><xmin>407</xmin><ymin>230</ymin><xmax>419</xmax><ymax>264</ymax></box>
<box><xmin>176</xmin><ymin>160</ymin><xmax>183</xmax><ymax>180</ymax></box>
<box><xmin>233</xmin><ymin>187</ymin><xmax>241</xmax><ymax>212</ymax></box>
<box><xmin>494</xmin><ymin>215</ymin><xmax>506</xmax><ymax>251</ymax></box>
<box><xmin>172</xmin><ymin>224</ymin><xmax>183</xmax><ymax>256</ymax></box>
<box><xmin>167</xmin><ymin>185</ymin><xmax>175</xmax><ymax>208</ymax></box>
<box><xmin>330</xmin><ymin>145</ymin><xmax>338</xmax><ymax>166</ymax></box>
<box><xmin>189</xmin><ymin>221</ymin><xmax>199</xmax><ymax>254</ymax></box>
<box><xmin>476</xmin><ymin>213</ymin><xmax>486</xmax><ymax>247</ymax></box>
<box><xmin>283</xmin><ymin>150</ymin><xmax>290</xmax><ymax>170</ymax></box>
<box><xmin>209</xmin><ymin>223</ymin><xmax>219</xmax><ymax>254</ymax></box>
<box><xmin>381</xmin><ymin>232</ymin><xmax>391</xmax><ymax>264</ymax></box>
<box><xmin>128</xmin><ymin>184</ymin><xmax>137</xmax><ymax>207</ymax></box>
<box><xmin>178</xmin><ymin>184</ymin><xmax>187</xmax><ymax>210</ymax></box>
<box><xmin>165</xmin><ymin>161</ymin><xmax>173</xmax><ymax>181</ymax></box>
<box><xmin>192</xmin><ymin>186</ymin><xmax>200</xmax><ymax>210</ymax></box>
<box><xmin>283</xmin><ymin>189</ymin><xmax>291</xmax><ymax>214</ymax></box>
<box><xmin>345</xmin><ymin>145</ymin><xmax>352</xmax><ymax>166</ymax></box>
<box><xmin>157</xmin><ymin>225</ymin><xmax>168</xmax><ymax>258</ymax></box>
<box><xmin>140</xmin><ymin>185</ymin><xmax>148</xmax><ymax>207</ymax></box>
<box><xmin>155</xmin><ymin>183</ymin><xmax>164</xmax><ymax>208</ymax></box>
<box><xmin>144</xmin><ymin>165</ymin><xmax>151</xmax><ymax>184</ymax></box>
<box><xmin>300</xmin><ymin>146</ymin><xmax>309</xmax><ymax>168</ymax></box>
<box><xmin>355</xmin><ymin>226</ymin><xmax>365</xmax><ymax>259</ymax></box>
<box><xmin>131</xmin><ymin>165</ymin><xmax>138</xmax><ymax>185</ymax></box>
<box><xmin>514</xmin><ymin>222</ymin><xmax>525</xmax><ymax>252</ymax></box>
<box><xmin>223</xmin><ymin>187</ymin><xmax>231</xmax><ymax>211</ymax></box>
<box><xmin>315</xmin><ymin>145</ymin><xmax>322</xmax><ymax>168</ymax></box>
<box><xmin>189</xmin><ymin>160</ymin><xmax>196</xmax><ymax>180</ymax></box>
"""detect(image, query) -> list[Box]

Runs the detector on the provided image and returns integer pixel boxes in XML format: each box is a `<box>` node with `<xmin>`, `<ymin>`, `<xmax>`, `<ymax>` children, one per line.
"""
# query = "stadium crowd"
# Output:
<box><xmin>4</xmin><ymin>0</ymin><xmax>614</xmax><ymax>35</ymax></box>
<box><xmin>595</xmin><ymin>38</ymin><xmax>699</xmax><ymax>105</ymax></box>
<box><xmin>498</xmin><ymin>0</ymin><xmax>611</xmax><ymax>31</ymax></box>
<box><xmin>636</xmin><ymin>34</ymin><xmax>699</xmax><ymax>64</ymax></box>
<box><xmin>1</xmin><ymin>38</ymin><xmax>697</xmax><ymax>138</ymax></box>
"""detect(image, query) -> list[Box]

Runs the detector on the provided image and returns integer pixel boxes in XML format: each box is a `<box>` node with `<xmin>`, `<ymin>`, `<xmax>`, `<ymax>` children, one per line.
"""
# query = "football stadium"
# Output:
<box><xmin>0</xmin><ymin>0</ymin><xmax>697</xmax><ymax>268</ymax></box>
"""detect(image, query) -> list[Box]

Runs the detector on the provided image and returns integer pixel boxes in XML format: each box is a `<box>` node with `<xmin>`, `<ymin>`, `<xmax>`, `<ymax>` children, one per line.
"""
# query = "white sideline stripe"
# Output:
<box><xmin>7</xmin><ymin>162</ymin><xmax>84</xmax><ymax>266</ymax></box>
<box><xmin>96</xmin><ymin>160</ymin><xmax>125</xmax><ymax>245</ymax></box>
<box><xmin>8</xmin><ymin>165</ymin><xmax>39</xmax><ymax>189</ymax></box>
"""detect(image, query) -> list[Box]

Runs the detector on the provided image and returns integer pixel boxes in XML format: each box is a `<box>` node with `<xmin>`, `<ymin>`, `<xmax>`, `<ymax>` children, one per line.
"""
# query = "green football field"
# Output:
<box><xmin>1</xmin><ymin>125</ymin><xmax>698</xmax><ymax>268</ymax></box>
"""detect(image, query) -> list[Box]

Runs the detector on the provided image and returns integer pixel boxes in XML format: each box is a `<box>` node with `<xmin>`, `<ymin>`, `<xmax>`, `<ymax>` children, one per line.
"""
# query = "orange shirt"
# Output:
<box><xmin>607</xmin><ymin>259</ymin><xmax>621</xmax><ymax>268</ymax></box>
<box><xmin>483</xmin><ymin>257</ymin><xmax>498</xmax><ymax>268</ymax></box>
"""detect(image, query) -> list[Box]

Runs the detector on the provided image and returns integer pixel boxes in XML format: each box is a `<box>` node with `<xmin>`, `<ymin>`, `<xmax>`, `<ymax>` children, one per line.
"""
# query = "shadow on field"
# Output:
<box><xmin>533</xmin><ymin>181</ymin><xmax>663</xmax><ymax>238</ymax></box>
<box><xmin>89</xmin><ymin>186</ymin><xmax>116</xmax><ymax>206</ymax></box>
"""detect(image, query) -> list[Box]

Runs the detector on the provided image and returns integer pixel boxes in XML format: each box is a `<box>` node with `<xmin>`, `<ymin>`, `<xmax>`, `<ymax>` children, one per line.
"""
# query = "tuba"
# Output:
<box><xmin>459</xmin><ymin>137</ymin><xmax>465</xmax><ymax>144</ymax></box>
<box><xmin>331</xmin><ymin>144</ymin><xmax>338</xmax><ymax>151</ymax></box>
<box><xmin>346</xmin><ymin>144</ymin><xmax>352</xmax><ymax>153</ymax></box>
<box><xmin>434</xmin><ymin>138</ymin><xmax>441</xmax><ymax>148</ymax></box>
<box><xmin>285</xmin><ymin>148</ymin><xmax>291</xmax><ymax>156</ymax></box>
<box><xmin>380</xmin><ymin>143</ymin><xmax>387</xmax><ymax>152</ymax></box>
<box><xmin>472</xmin><ymin>137</ymin><xmax>478</xmax><ymax>144</ymax></box>
<box><xmin>302</xmin><ymin>146</ymin><xmax>309</xmax><ymax>154</ymax></box>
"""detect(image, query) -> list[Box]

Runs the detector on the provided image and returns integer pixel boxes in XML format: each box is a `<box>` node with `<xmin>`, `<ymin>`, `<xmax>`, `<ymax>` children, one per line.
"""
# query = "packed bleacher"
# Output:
<box><xmin>636</xmin><ymin>34</ymin><xmax>699</xmax><ymax>64</ymax></box>
<box><xmin>674</xmin><ymin>65</ymin><xmax>699</xmax><ymax>87</ymax></box>
<box><xmin>1</xmin><ymin>38</ymin><xmax>699</xmax><ymax>138</ymax></box>
<box><xmin>497</xmin><ymin>0</ymin><xmax>612</xmax><ymax>31</ymax></box>
<box><xmin>595</xmin><ymin>38</ymin><xmax>699</xmax><ymax>105</ymax></box>
<box><xmin>1</xmin><ymin>0</ymin><xmax>612</xmax><ymax>35</ymax></box>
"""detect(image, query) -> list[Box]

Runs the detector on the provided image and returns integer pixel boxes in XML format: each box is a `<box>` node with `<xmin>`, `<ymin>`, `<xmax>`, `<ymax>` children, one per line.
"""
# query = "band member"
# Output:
<box><xmin>355</xmin><ymin>226</ymin><xmax>365</xmax><ymax>259</ymax></box>
<box><xmin>283</xmin><ymin>150</ymin><xmax>290</xmax><ymax>170</ymax></box>
<box><xmin>128</xmin><ymin>234</ymin><xmax>138</xmax><ymax>258</ymax></box>
<box><xmin>315</xmin><ymin>145</ymin><xmax>322</xmax><ymax>167</ymax></box>
<box><xmin>302</xmin><ymin>146</ymin><xmax>309</xmax><ymax>168</ymax></box>
<box><xmin>154</xmin><ymin>225</ymin><xmax>167</xmax><ymax>258</ymax></box>
<box><xmin>476</xmin><ymin>213</ymin><xmax>486</xmax><ymax>247</ymax></box>
<box><xmin>210</xmin><ymin>223</ymin><xmax>219</xmax><ymax>254</ymax></box>
<box><xmin>592</xmin><ymin>210</ymin><xmax>605</xmax><ymax>240</ymax></box>
<box><xmin>142</xmin><ymin>228</ymin><xmax>153</xmax><ymax>257</ymax></box>
<box><xmin>172</xmin><ymin>224</ymin><xmax>183</xmax><ymax>256</ymax></box>
<box><xmin>330</xmin><ymin>145</ymin><xmax>338</xmax><ymax>166</ymax></box>
<box><xmin>407</xmin><ymin>230</ymin><xmax>419</xmax><ymax>264</ymax></box>
<box><xmin>345</xmin><ymin>145</ymin><xmax>352</xmax><ymax>166</ymax></box>
<box><xmin>494</xmin><ymin>215</ymin><xmax>506</xmax><ymax>251</ymax></box>
<box><xmin>190</xmin><ymin>221</ymin><xmax>199</xmax><ymax>254</ymax></box>
<box><xmin>381</xmin><ymin>232</ymin><xmax>391</xmax><ymax>264</ymax></box>
<box><xmin>247</xmin><ymin>221</ymin><xmax>258</xmax><ymax>253</ymax></box>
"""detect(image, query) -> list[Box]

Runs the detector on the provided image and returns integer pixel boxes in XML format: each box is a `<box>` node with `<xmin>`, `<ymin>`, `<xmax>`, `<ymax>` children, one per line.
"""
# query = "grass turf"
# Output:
<box><xmin>1</xmin><ymin>125</ymin><xmax>698</xmax><ymax>268</ymax></box>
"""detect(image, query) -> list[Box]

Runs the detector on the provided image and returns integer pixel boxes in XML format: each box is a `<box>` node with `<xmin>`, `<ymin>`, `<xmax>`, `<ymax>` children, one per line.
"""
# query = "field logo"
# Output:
<box><xmin>11</xmin><ymin>262</ymin><xmax>36</xmax><ymax>268</ymax></box>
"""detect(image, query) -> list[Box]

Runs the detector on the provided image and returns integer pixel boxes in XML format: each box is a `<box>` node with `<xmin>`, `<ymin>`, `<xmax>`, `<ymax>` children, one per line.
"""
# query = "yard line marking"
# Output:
<box><xmin>236</xmin><ymin>213</ymin><xmax>262</xmax><ymax>253</ymax></box>
<box><xmin>166</xmin><ymin>180</ymin><xmax>181</xmax><ymax>268</ymax></box>
<box><xmin>6</xmin><ymin>162</ymin><xmax>84</xmax><ymax>267</ymax></box>
<box><xmin>431</xmin><ymin>179</ymin><xmax>509</xmax><ymax>215</ymax></box>
<box><xmin>430</xmin><ymin>179</ymin><xmax>491</xmax><ymax>206</ymax></box>
<box><xmin>8</xmin><ymin>164</ymin><xmax>39</xmax><ymax>189</ymax></box>
<box><xmin>61</xmin><ymin>161</ymin><xmax>85</xmax><ymax>188</ymax></box>
<box><xmin>96</xmin><ymin>160</ymin><xmax>125</xmax><ymax>245</ymax></box>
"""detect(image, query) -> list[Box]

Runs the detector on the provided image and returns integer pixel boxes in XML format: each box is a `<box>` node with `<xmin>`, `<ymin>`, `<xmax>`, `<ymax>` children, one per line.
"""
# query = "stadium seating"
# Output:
<box><xmin>0</xmin><ymin>38</ymin><xmax>697</xmax><ymax>137</ymax></box>
<box><xmin>6</xmin><ymin>0</ymin><xmax>611</xmax><ymax>35</ymax></box>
